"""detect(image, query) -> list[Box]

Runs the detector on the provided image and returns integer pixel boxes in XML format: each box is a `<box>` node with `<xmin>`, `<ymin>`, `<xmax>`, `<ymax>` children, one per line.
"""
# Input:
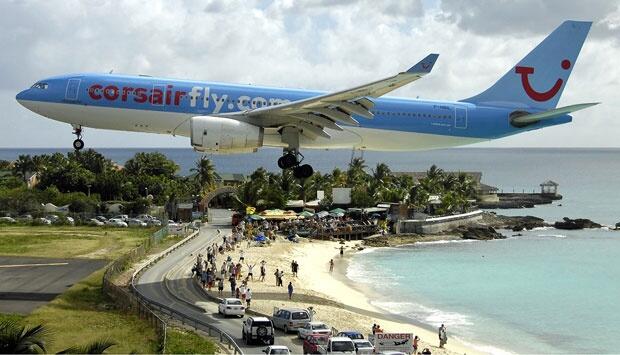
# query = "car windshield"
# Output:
<box><xmin>292</xmin><ymin>312</ymin><xmax>309</xmax><ymax>320</ymax></box>
<box><xmin>270</xmin><ymin>350</ymin><xmax>289</xmax><ymax>354</ymax></box>
<box><xmin>313</xmin><ymin>324</ymin><xmax>328</xmax><ymax>330</ymax></box>
<box><xmin>332</xmin><ymin>341</ymin><xmax>355</xmax><ymax>352</ymax></box>
<box><xmin>228</xmin><ymin>300</ymin><xmax>242</xmax><ymax>305</ymax></box>
<box><xmin>356</xmin><ymin>341</ymin><xmax>372</xmax><ymax>348</ymax></box>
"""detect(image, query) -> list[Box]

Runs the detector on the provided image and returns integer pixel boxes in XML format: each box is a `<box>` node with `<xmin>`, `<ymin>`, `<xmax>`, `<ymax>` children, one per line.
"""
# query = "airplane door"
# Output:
<box><xmin>151</xmin><ymin>84</ymin><xmax>166</xmax><ymax>107</ymax></box>
<box><xmin>65</xmin><ymin>79</ymin><xmax>81</xmax><ymax>101</ymax></box>
<box><xmin>455</xmin><ymin>106</ymin><xmax>467</xmax><ymax>129</ymax></box>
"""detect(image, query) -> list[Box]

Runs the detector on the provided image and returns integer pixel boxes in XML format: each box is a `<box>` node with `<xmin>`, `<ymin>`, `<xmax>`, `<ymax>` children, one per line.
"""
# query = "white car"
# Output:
<box><xmin>65</xmin><ymin>216</ymin><xmax>75</xmax><ymax>225</ymax></box>
<box><xmin>88</xmin><ymin>218</ymin><xmax>105</xmax><ymax>226</ymax></box>
<box><xmin>352</xmin><ymin>339</ymin><xmax>374</xmax><ymax>355</ymax></box>
<box><xmin>0</xmin><ymin>217</ymin><xmax>16</xmax><ymax>223</ymax></box>
<box><xmin>35</xmin><ymin>217</ymin><xmax>52</xmax><ymax>225</ymax></box>
<box><xmin>112</xmin><ymin>214</ymin><xmax>129</xmax><ymax>221</ymax></box>
<box><xmin>127</xmin><ymin>218</ymin><xmax>147</xmax><ymax>227</ymax></box>
<box><xmin>106</xmin><ymin>218</ymin><xmax>128</xmax><ymax>227</ymax></box>
<box><xmin>167</xmin><ymin>220</ymin><xmax>180</xmax><ymax>227</ymax></box>
<box><xmin>218</xmin><ymin>298</ymin><xmax>245</xmax><ymax>317</ymax></box>
<box><xmin>263</xmin><ymin>345</ymin><xmax>290</xmax><ymax>355</ymax></box>
<box><xmin>298</xmin><ymin>321</ymin><xmax>332</xmax><ymax>339</ymax></box>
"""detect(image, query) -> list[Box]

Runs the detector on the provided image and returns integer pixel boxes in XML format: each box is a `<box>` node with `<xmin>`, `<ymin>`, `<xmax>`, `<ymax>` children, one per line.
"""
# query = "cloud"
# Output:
<box><xmin>0</xmin><ymin>0</ymin><xmax>618</xmax><ymax>148</ymax></box>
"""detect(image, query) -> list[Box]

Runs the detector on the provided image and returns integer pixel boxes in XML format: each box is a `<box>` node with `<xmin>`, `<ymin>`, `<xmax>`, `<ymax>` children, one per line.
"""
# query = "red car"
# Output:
<box><xmin>303</xmin><ymin>334</ymin><xmax>329</xmax><ymax>354</ymax></box>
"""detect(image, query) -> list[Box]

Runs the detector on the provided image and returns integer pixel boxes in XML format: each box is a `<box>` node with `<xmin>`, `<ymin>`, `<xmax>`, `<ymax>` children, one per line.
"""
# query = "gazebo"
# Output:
<box><xmin>540</xmin><ymin>180</ymin><xmax>559</xmax><ymax>195</ymax></box>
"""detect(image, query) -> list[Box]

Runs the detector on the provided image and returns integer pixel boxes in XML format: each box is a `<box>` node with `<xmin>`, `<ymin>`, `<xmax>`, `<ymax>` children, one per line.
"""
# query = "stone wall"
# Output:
<box><xmin>396</xmin><ymin>210</ymin><xmax>484</xmax><ymax>234</ymax></box>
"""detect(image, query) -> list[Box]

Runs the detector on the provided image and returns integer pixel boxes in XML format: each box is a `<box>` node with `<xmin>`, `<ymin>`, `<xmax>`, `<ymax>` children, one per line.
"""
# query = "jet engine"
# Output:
<box><xmin>190</xmin><ymin>116</ymin><xmax>263</xmax><ymax>153</ymax></box>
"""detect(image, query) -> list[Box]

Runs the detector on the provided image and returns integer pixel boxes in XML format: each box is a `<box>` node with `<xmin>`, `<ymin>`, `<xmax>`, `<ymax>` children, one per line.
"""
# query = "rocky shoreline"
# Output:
<box><xmin>364</xmin><ymin>212</ymin><xmax>613</xmax><ymax>248</ymax></box>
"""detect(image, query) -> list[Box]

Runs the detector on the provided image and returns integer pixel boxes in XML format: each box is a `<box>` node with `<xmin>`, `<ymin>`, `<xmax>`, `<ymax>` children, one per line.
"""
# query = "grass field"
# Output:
<box><xmin>0</xmin><ymin>226</ymin><xmax>155</xmax><ymax>259</ymax></box>
<box><xmin>3</xmin><ymin>270</ymin><xmax>160</xmax><ymax>353</ymax></box>
<box><xmin>165</xmin><ymin>328</ymin><xmax>219</xmax><ymax>354</ymax></box>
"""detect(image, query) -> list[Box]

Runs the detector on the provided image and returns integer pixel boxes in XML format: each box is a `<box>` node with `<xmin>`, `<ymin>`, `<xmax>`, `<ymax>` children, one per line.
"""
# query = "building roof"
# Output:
<box><xmin>478</xmin><ymin>183</ymin><xmax>499</xmax><ymax>193</ymax></box>
<box><xmin>540</xmin><ymin>180</ymin><xmax>559</xmax><ymax>186</ymax></box>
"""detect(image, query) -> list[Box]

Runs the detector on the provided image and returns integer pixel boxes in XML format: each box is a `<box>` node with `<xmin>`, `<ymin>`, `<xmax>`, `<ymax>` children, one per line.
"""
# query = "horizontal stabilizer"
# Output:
<box><xmin>511</xmin><ymin>102</ymin><xmax>599</xmax><ymax>125</ymax></box>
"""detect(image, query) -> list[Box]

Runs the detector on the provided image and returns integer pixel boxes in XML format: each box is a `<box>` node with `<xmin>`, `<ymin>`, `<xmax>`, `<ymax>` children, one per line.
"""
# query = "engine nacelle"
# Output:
<box><xmin>190</xmin><ymin>116</ymin><xmax>263</xmax><ymax>153</ymax></box>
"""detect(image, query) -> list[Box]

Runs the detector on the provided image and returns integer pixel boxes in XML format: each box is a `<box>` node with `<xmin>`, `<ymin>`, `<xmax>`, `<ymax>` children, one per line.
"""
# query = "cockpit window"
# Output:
<box><xmin>31</xmin><ymin>82</ymin><xmax>48</xmax><ymax>89</ymax></box>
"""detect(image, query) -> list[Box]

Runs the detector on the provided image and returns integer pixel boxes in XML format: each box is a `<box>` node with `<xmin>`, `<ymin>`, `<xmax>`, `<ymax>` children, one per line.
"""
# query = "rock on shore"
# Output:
<box><xmin>460</xmin><ymin>225</ymin><xmax>506</xmax><ymax>240</ymax></box>
<box><xmin>480</xmin><ymin>213</ymin><xmax>548</xmax><ymax>231</ymax></box>
<box><xmin>554</xmin><ymin>217</ymin><xmax>602</xmax><ymax>230</ymax></box>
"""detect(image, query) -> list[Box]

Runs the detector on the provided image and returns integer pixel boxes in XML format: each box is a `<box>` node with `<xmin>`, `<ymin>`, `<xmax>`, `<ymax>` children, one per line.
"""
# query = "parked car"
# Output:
<box><xmin>303</xmin><ymin>334</ymin><xmax>329</xmax><ymax>354</ymax></box>
<box><xmin>218</xmin><ymin>298</ymin><xmax>245</xmax><ymax>317</ymax></box>
<box><xmin>127</xmin><ymin>218</ymin><xmax>147</xmax><ymax>227</ymax></box>
<box><xmin>272</xmin><ymin>308</ymin><xmax>311</xmax><ymax>333</ymax></box>
<box><xmin>106</xmin><ymin>218</ymin><xmax>128</xmax><ymax>227</ymax></box>
<box><xmin>88</xmin><ymin>218</ymin><xmax>105</xmax><ymax>226</ymax></box>
<box><xmin>167</xmin><ymin>220</ymin><xmax>180</xmax><ymax>227</ymax></box>
<box><xmin>35</xmin><ymin>217</ymin><xmax>52</xmax><ymax>225</ymax></box>
<box><xmin>95</xmin><ymin>216</ymin><xmax>108</xmax><ymax>222</ymax></box>
<box><xmin>352</xmin><ymin>339</ymin><xmax>374</xmax><ymax>355</ymax></box>
<box><xmin>18</xmin><ymin>214</ymin><xmax>33</xmax><ymax>221</ymax></box>
<box><xmin>263</xmin><ymin>345</ymin><xmax>290</xmax><ymax>355</ymax></box>
<box><xmin>0</xmin><ymin>217</ymin><xmax>16</xmax><ymax>223</ymax></box>
<box><xmin>65</xmin><ymin>216</ymin><xmax>75</xmax><ymax>225</ymax></box>
<box><xmin>241</xmin><ymin>316</ymin><xmax>275</xmax><ymax>345</ymax></box>
<box><xmin>145</xmin><ymin>218</ymin><xmax>162</xmax><ymax>227</ymax></box>
<box><xmin>112</xmin><ymin>214</ymin><xmax>129</xmax><ymax>222</ymax></box>
<box><xmin>337</xmin><ymin>331</ymin><xmax>364</xmax><ymax>340</ymax></box>
<box><xmin>298</xmin><ymin>322</ymin><xmax>332</xmax><ymax>339</ymax></box>
<box><xmin>46</xmin><ymin>215</ymin><xmax>60</xmax><ymax>223</ymax></box>
<box><xmin>317</xmin><ymin>336</ymin><xmax>355</xmax><ymax>354</ymax></box>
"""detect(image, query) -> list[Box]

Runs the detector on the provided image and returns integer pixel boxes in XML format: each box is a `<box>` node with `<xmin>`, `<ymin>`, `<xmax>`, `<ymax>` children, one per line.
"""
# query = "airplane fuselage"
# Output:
<box><xmin>16</xmin><ymin>73</ymin><xmax>571</xmax><ymax>151</ymax></box>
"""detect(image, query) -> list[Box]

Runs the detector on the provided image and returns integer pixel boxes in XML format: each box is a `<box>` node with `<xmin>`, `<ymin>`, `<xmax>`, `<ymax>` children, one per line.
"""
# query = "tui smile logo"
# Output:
<box><xmin>515</xmin><ymin>59</ymin><xmax>571</xmax><ymax>102</ymax></box>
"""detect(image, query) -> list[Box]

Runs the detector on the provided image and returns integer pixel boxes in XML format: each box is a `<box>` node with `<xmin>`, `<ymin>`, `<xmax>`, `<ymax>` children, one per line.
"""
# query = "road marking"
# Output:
<box><xmin>0</xmin><ymin>262</ymin><xmax>69</xmax><ymax>268</ymax></box>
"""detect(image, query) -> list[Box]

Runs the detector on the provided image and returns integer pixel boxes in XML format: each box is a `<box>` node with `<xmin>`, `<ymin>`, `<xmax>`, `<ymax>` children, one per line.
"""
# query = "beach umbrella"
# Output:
<box><xmin>330</xmin><ymin>212</ymin><xmax>345</xmax><ymax>218</ymax></box>
<box><xmin>248</xmin><ymin>214</ymin><xmax>264</xmax><ymax>221</ymax></box>
<box><xmin>316</xmin><ymin>211</ymin><xmax>329</xmax><ymax>219</ymax></box>
<box><xmin>298</xmin><ymin>211</ymin><xmax>314</xmax><ymax>218</ymax></box>
<box><xmin>329</xmin><ymin>208</ymin><xmax>346</xmax><ymax>214</ymax></box>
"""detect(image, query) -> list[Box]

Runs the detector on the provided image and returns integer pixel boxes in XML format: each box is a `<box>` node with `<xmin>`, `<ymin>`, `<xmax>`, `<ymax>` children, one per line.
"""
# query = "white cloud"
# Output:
<box><xmin>0</xmin><ymin>0</ymin><xmax>618</xmax><ymax>148</ymax></box>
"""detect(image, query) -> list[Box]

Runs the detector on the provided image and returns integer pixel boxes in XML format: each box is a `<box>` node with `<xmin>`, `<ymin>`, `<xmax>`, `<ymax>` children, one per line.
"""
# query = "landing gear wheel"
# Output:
<box><xmin>293</xmin><ymin>164</ymin><xmax>313</xmax><ymax>179</ymax></box>
<box><xmin>278</xmin><ymin>153</ymin><xmax>298</xmax><ymax>169</ymax></box>
<box><xmin>73</xmin><ymin>139</ymin><xmax>84</xmax><ymax>151</ymax></box>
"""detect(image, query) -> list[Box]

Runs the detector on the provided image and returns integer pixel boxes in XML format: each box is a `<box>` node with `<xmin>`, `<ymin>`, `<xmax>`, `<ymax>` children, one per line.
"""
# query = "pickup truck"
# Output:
<box><xmin>317</xmin><ymin>336</ymin><xmax>356</xmax><ymax>354</ymax></box>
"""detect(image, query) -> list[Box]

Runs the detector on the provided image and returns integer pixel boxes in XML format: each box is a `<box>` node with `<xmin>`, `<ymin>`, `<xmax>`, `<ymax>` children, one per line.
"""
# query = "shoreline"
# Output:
<box><xmin>228</xmin><ymin>236</ymin><xmax>483</xmax><ymax>355</ymax></box>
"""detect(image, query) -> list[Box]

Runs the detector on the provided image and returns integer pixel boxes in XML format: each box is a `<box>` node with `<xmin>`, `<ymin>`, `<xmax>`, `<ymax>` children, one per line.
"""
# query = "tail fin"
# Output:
<box><xmin>462</xmin><ymin>20</ymin><xmax>592</xmax><ymax>110</ymax></box>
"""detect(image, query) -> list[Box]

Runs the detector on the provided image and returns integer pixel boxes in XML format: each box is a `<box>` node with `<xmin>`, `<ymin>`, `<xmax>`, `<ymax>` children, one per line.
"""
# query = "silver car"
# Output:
<box><xmin>271</xmin><ymin>308</ymin><xmax>311</xmax><ymax>333</ymax></box>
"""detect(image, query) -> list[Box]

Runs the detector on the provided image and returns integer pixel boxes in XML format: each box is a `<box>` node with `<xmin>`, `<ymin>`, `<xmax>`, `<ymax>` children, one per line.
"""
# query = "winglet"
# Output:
<box><xmin>406</xmin><ymin>53</ymin><xmax>439</xmax><ymax>74</ymax></box>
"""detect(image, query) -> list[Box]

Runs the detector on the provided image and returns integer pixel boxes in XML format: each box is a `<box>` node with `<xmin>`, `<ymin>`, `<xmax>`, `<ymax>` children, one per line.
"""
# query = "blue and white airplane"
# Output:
<box><xmin>16</xmin><ymin>20</ymin><xmax>597</xmax><ymax>178</ymax></box>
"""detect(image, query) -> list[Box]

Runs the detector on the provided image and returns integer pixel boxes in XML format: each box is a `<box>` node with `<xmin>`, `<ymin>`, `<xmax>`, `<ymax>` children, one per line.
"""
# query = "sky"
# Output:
<box><xmin>1</xmin><ymin>0</ymin><xmax>619</xmax><ymax>148</ymax></box>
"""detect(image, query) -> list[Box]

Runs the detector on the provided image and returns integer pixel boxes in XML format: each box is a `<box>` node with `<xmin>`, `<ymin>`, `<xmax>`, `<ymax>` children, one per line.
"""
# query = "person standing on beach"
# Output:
<box><xmin>438</xmin><ymin>324</ymin><xmax>447</xmax><ymax>348</ymax></box>
<box><xmin>260</xmin><ymin>263</ymin><xmax>266</xmax><ymax>282</ymax></box>
<box><xmin>246</xmin><ymin>288</ymin><xmax>252</xmax><ymax>308</ymax></box>
<box><xmin>217</xmin><ymin>278</ymin><xmax>224</xmax><ymax>296</ymax></box>
<box><xmin>339</xmin><ymin>245</ymin><xmax>344</xmax><ymax>256</ymax></box>
<box><xmin>246</xmin><ymin>262</ymin><xmax>255</xmax><ymax>281</ymax></box>
<box><xmin>329</xmin><ymin>259</ymin><xmax>334</xmax><ymax>272</ymax></box>
<box><xmin>274</xmin><ymin>268</ymin><xmax>280</xmax><ymax>286</ymax></box>
<box><xmin>287</xmin><ymin>281</ymin><xmax>294</xmax><ymax>299</ymax></box>
<box><xmin>413</xmin><ymin>335</ymin><xmax>420</xmax><ymax>354</ymax></box>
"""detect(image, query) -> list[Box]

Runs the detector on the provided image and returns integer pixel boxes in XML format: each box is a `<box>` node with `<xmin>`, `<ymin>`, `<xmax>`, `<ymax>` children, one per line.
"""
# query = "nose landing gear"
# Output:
<box><xmin>72</xmin><ymin>126</ymin><xmax>84</xmax><ymax>151</ymax></box>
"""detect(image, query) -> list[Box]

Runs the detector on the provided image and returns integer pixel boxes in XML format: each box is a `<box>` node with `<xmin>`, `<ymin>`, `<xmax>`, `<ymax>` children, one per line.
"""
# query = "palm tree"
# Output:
<box><xmin>57</xmin><ymin>339</ymin><xmax>116</xmax><ymax>354</ymax></box>
<box><xmin>0</xmin><ymin>319</ymin><xmax>48</xmax><ymax>354</ymax></box>
<box><xmin>190</xmin><ymin>156</ymin><xmax>217</xmax><ymax>191</ymax></box>
<box><xmin>347</xmin><ymin>158</ymin><xmax>368</xmax><ymax>185</ymax></box>
<box><xmin>11</xmin><ymin>155</ymin><xmax>36</xmax><ymax>182</ymax></box>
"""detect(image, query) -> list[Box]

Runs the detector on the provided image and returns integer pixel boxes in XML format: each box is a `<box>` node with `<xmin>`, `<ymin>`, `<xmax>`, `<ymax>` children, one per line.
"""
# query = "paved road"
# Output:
<box><xmin>135</xmin><ymin>214</ymin><xmax>304</xmax><ymax>354</ymax></box>
<box><xmin>0</xmin><ymin>256</ymin><xmax>106</xmax><ymax>313</ymax></box>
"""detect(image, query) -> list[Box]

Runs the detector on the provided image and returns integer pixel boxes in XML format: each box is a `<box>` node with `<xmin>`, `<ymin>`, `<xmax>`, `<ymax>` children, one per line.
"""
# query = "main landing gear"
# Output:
<box><xmin>277</xmin><ymin>151</ymin><xmax>314</xmax><ymax>179</ymax></box>
<box><xmin>72</xmin><ymin>126</ymin><xmax>84</xmax><ymax>151</ymax></box>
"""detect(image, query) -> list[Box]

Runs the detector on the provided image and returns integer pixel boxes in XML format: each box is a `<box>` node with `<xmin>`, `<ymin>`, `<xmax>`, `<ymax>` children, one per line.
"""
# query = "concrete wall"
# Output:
<box><xmin>396</xmin><ymin>210</ymin><xmax>484</xmax><ymax>234</ymax></box>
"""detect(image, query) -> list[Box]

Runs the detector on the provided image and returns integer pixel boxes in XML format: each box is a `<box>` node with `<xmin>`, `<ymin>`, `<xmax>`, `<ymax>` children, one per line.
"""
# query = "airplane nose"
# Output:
<box><xmin>16</xmin><ymin>89</ymin><xmax>29</xmax><ymax>104</ymax></box>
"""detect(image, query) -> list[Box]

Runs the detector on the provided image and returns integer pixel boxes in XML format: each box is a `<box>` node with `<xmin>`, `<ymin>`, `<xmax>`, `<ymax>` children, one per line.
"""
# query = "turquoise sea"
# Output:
<box><xmin>1</xmin><ymin>147</ymin><xmax>619</xmax><ymax>352</ymax></box>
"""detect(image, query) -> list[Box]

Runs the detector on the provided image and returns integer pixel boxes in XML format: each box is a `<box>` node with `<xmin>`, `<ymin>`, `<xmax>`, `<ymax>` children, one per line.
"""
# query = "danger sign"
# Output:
<box><xmin>372</xmin><ymin>333</ymin><xmax>414</xmax><ymax>354</ymax></box>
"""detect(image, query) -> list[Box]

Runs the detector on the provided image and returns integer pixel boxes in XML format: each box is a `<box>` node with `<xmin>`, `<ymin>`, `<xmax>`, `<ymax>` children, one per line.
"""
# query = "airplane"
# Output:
<box><xmin>16</xmin><ymin>20</ymin><xmax>597</xmax><ymax>179</ymax></box>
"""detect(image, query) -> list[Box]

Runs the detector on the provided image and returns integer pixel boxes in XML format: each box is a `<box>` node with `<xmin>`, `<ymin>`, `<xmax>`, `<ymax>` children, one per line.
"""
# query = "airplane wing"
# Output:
<box><xmin>221</xmin><ymin>54</ymin><xmax>439</xmax><ymax>139</ymax></box>
<box><xmin>511</xmin><ymin>102</ymin><xmax>599</xmax><ymax>126</ymax></box>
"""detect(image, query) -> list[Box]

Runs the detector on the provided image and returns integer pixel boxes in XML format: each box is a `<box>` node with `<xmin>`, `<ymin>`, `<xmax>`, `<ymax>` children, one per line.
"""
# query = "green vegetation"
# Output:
<box><xmin>1</xmin><ymin>150</ymin><xmax>204</xmax><ymax>216</ymax></box>
<box><xmin>165</xmin><ymin>328</ymin><xmax>219</xmax><ymax>354</ymax></box>
<box><xmin>0</xmin><ymin>226</ymin><xmax>153</xmax><ymax>259</ymax></box>
<box><xmin>13</xmin><ymin>269</ymin><xmax>159</xmax><ymax>354</ymax></box>
<box><xmin>235</xmin><ymin>160</ymin><xmax>477</xmax><ymax>215</ymax></box>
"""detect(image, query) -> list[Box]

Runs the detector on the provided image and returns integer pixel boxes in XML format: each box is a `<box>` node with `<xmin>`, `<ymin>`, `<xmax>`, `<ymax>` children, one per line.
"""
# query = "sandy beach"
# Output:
<box><xmin>206</xmin><ymin>235</ymin><xmax>481</xmax><ymax>355</ymax></box>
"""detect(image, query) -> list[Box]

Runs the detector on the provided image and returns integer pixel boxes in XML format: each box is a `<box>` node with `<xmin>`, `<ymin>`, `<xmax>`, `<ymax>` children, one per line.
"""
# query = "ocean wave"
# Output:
<box><xmin>531</xmin><ymin>226</ymin><xmax>555</xmax><ymax>231</ymax></box>
<box><xmin>537</xmin><ymin>234</ymin><xmax>567</xmax><ymax>238</ymax></box>
<box><xmin>415</xmin><ymin>239</ymin><xmax>479</xmax><ymax>245</ymax></box>
<box><xmin>372</xmin><ymin>301</ymin><xmax>473</xmax><ymax>328</ymax></box>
